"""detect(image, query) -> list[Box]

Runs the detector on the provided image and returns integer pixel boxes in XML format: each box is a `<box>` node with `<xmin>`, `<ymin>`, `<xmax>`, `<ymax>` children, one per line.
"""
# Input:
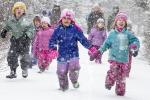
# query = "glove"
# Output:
<box><xmin>130</xmin><ymin>49</ymin><xmax>138</xmax><ymax>57</ymax></box>
<box><xmin>21</xmin><ymin>34</ymin><xmax>30</xmax><ymax>43</ymax></box>
<box><xmin>50</xmin><ymin>50</ymin><xmax>58</xmax><ymax>59</ymax></box>
<box><xmin>129</xmin><ymin>44</ymin><xmax>138</xmax><ymax>57</ymax></box>
<box><xmin>88</xmin><ymin>46</ymin><xmax>101</xmax><ymax>58</ymax></box>
<box><xmin>1</xmin><ymin>29</ymin><xmax>7</xmax><ymax>38</ymax></box>
<box><xmin>88</xmin><ymin>46</ymin><xmax>97</xmax><ymax>55</ymax></box>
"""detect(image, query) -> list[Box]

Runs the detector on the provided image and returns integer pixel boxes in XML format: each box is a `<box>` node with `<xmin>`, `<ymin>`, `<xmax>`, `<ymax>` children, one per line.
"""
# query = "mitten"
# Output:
<box><xmin>130</xmin><ymin>49</ymin><xmax>138</xmax><ymax>57</ymax></box>
<box><xmin>88</xmin><ymin>46</ymin><xmax>97</xmax><ymax>56</ymax></box>
<box><xmin>1</xmin><ymin>29</ymin><xmax>7</xmax><ymax>38</ymax></box>
<box><xmin>50</xmin><ymin>50</ymin><xmax>58</xmax><ymax>59</ymax></box>
<box><xmin>129</xmin><ymin>44</ymin><xmax>138</xmax><ymax>57</ymax></box>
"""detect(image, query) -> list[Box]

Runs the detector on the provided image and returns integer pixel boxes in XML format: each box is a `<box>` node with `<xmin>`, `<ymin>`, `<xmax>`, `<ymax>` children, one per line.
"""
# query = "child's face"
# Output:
<box><xmin>41</xmin><ymin>22</ymin><xmax>49</xmax><ymax>29</ymax></box>
<box><xmin>97</xmin><ymin>23</ymin><xmax>104</xmax><ymax>28</ymax></box>
<box><xmin>62</xmin><ymin>17</ymin><xmax>71</xmax><ymax>27</ymax></box>
<box><xmin>116</xmin><ymin>18</ymin><xmax>126</xmax><ymax>29</ymax></box>
<box><xmin>15</xmin><ymin>7</ymin><xmax>25</xmax><ymax>18</ymax></box>
<box><xmin>34</xmin><ymin>20</ymin><xmax>41</xmax><ymax>28</ymax></box>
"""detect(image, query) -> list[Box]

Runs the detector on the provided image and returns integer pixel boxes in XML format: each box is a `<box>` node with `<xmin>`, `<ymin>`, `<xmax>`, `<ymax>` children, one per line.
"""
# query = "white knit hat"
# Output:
<box><xmin>41</xmin><ymin>17</ymin><xmax>50</xmax><ymax>25</ymax></box>
<box><xmin>97</xmin><ymin>18</ymin><xmax>105</xmax><ymax>23</ymax></box>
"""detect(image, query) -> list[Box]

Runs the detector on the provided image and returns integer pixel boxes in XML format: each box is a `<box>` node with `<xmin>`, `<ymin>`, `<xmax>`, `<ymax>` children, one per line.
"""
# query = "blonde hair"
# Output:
<box><xmin>111</xmin><ymin>20</ymin><xmax>127</xmax><ymax>29</ymax></box>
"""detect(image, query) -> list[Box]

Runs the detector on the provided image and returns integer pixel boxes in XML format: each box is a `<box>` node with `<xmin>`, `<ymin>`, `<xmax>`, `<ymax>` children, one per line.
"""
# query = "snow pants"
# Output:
<box><xmin>37</xmin><ymin>50</ymin><xmax>52</xmax><ymax>69</ymax></box>
<box><xmin>57</xmin><ymin>57</ymin><xmax>80</xmax><ymax>89</ymax></box>
<box><xmin>105</xmin><ymin>61</ymin><xmax>128</xmax><ymax>96</ymax></box>
<box><xmin>7</xmin><ymin>36</ymin><xmax>31</xmax><ymax>72</ymax></box>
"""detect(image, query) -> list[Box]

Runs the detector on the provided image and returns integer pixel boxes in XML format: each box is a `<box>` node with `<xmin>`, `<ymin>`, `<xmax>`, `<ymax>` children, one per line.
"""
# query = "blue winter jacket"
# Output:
<box><xmin>99</xmin><ymin>28</ymin><xmax>140</xmax><ymax>63</ymax></box>
<box><xmin>49</xmin><ymin>24</ymin><xmax>91</xmax><ymax>62</ymax></box>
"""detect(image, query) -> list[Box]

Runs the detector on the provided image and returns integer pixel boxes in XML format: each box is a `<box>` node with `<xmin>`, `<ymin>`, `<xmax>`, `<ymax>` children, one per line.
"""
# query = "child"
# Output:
<box><xmin>0</xmin><ymin>2</ymin><xmax>34</xmax><ymax>79</ymax></box>
<box><xmin>31</xmin><ymin>16</ymin><xmax>42</xmax><ymax>66</ymax></box>
<box><xmin>33</xmin><ymin>17</ymin><xmax>54</xmax><ymax>73</ymax></box>
<box><xmin>88</xmin><ymin>18</ymin><xmax>107</xmax><ymax>63</ymax></box>
<box><xmin>49</xmin><ymin>9</ymin><xmax>93</xmax><ymax>91</ymax></box>
<box><xmin>91</xmin><ymin>12</ymin><xmax>140</xmax><ymax>96</ymax></box>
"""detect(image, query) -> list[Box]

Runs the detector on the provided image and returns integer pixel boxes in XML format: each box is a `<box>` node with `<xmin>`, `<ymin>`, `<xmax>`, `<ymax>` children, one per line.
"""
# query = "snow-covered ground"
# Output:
<box><xmin>0</xmin><ymin>40</ymin><xmax>150</xmax><ymax>100</ymax></box>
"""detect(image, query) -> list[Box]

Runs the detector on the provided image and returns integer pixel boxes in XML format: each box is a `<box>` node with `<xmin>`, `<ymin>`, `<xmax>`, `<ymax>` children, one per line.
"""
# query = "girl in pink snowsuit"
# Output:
<box><xmin>33</xmin><ymin>17</ymin><xmax>55</xmax><ymax>73</ymax></box>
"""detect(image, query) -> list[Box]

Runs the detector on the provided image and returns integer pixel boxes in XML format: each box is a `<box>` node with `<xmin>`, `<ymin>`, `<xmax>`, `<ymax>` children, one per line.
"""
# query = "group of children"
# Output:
<box><xmin>0</xmin><ymin>2</ymin><xmax>140</xmax><ymax>96</ymax></box>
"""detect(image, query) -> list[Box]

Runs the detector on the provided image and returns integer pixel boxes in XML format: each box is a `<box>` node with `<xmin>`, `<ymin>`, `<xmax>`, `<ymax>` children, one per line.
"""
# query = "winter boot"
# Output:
<box><xmin>105</xmin><ymin>84</ymin><xmax>112</xmax><ymax>90</ymax></box>
<box><xmin>38</xmin><ymin>67</ymin><xmax>45</xmax><ymax>73</ymax></box>
<box><xmin>90</xmin><ymin>56</ymin><xmax>95</xmax><ymax>61</ymax></box>
<box><xmin>95</xmin><ymin>59</ymin><xmax>102</xmax><ymax>64</ymax></box>
<box><xmin>6</xmin><ymin>70</ymin><xmax>17</xmax><ymax>79</ymax></box>
<box><xmin>115</xmin><ymin>82</ymin><xmax>125</xmax><ymax>96</ymax></box>
<box><xmin>72</xmin><ymin>81</ymin><xmax>80</xmax><ymax>88</ymax></box>
<box><xmin>6</xmin><ymin>68</ymin><xmax>17</xmax><ymax>79</ymax></box>
<box><xmin>22</xmin><ymin>69</ymin><xmax>28</xmax><ymax>78</ymax></box>
<box><xmin>59</xmin><ymin>85</ymin><xmax>69</xmax><ymax>92</ymax></box>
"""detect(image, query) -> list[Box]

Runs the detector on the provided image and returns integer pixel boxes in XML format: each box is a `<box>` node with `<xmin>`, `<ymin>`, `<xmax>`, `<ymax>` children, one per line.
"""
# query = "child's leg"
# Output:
<box><xmin>43</xmin><ymin>51</ymin><xmax>53</xmax><ymax>70</ymax></box>
<box><xmin>68</xmin><ymin>58</ymin><xmax>80</xmax><ymax>88</ymax></box>
<box><xmin>20</xmin><ymin>53</ymin><xmax>31</xmax><ymax>78</ymax></box>
<box><xmin>57</xmin><ymin>62</ymin><xmax>69</xmax><ymax>91</ymax></box>
<box><xmin>37</xmin><ymin>51</ymin><xmax>46</xmax><ymax>71</ymax></box>
<box><xmin>115</xmin><ymin>64</ymin><xmax>127</xmax><ymax>96</ymax></box>
<box><xmin>6</xmin><ymin>47</ymin><xmax>19</xmax><ymax>78</ymax></box>
<box><xmin>105</xmin><ymin>63</ymin><xmax>118</xmax><ymax>90</ymax></box>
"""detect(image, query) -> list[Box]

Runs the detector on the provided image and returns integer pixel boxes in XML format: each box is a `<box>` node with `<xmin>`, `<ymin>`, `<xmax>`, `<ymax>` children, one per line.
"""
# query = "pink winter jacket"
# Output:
<box><xmin>33</xmin><ymin>27</ymin><xmax>54</xmax><ymax>57</ymax></box>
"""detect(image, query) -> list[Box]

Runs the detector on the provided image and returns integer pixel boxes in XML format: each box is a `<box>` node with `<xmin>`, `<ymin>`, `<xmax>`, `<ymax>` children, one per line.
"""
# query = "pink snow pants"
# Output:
<box><xmin>105</xmin><ymin>61</ymin><xmax>129</xmax><ymax>96</ymax></box>
<box><xmin>37</xmin><ymin>50</ymin><xmax>52</xmax><ymax>69</ymax></box>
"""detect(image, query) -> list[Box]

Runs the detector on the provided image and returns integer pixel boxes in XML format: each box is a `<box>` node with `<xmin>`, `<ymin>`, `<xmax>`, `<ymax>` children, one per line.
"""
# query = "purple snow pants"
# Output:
<box><xmin>105</xmin><ymin>60</ymin><xmax>129</xmax><ymax>96</ymax></box>
<box><xmin>57</xmin><ymin>57</ymin><xmax>80</xmax><ymax>89</ymax></box>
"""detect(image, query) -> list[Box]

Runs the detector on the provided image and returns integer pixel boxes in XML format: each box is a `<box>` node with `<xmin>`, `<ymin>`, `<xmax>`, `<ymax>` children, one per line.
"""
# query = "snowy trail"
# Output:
<box><xmin>0</xmin><ymin>43</ymin><xmax>150</xmax><ymax>100</ymax></box>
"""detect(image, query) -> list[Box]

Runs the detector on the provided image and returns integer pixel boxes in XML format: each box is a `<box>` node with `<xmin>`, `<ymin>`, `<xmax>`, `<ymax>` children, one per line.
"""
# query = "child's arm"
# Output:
<box><xmin>102</xmin><ymin>30</ymin><xmax>107</xmax><ymax>42</ymax></box>
<box><xmin>0</xmin><ymin>20</ymin><xmax>11</xmax><ymax>38</ymax></box>
<box><xmin>24</xmin><ymin>24</ymin><xmax>35</xmax><ymax>39</ymax></box>
<box><xmin>99</xmin><ymin>34</ymin><xmax>112</xmax><ymax>53</ymax></box>
<box><xmin>76</xmin><ymin>29</ymin><xmax>91</xmax><ymax>49</ymax></box>
<box><xmin>49</xmin><ymin>29</ymin><xmax>59</xmax><ymax>50</ymax></box>
<box><xmin>128</xmin><ymin>33</ymin><xmax>140</xmax><ymax>49</ymax></box>
<box><xmin>32</xmin><ymin>32</ymin><xmax>39</xmax><ymax>57</ymax></box>
<box><xmin>88</xmin><ymin>28</ymin><xmax>94</xmax><ymax>41</ymax></box>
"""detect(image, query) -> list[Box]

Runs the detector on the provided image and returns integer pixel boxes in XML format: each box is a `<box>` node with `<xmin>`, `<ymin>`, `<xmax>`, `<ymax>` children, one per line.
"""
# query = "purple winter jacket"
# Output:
<box><xmin>88</xmin><ymin>27</ymin><xmax>107</xmax><ymax>47</ymax></box>
<box><xmin>33</xmin><ymin>27</ymin><xmax>54</xmax><ymax>56</ymax></box>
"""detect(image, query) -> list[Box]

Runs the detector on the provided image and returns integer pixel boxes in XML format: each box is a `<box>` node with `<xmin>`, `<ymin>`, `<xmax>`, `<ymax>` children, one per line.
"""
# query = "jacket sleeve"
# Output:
<box><xmin>102</xmin><ymin>30</ymin><xmax>107</xmax><ymax>42</ymax></box>
<box><xmin>128</xmin><ymin>32</ymin><xmax>140</xmax><ymax>49</ymax></box>
<box><xmin>99</xmin><ymin>33</ymin><xmax>112</xmax><ymax>53</ymax></box>
<box><xmin>32</xmin><ymin>32</ymin><xmax>39</xmax><ymax>56</ymax></box>
<box><xmin>25</xmin><ymin>23</ymin><xmax>35</xmax><ymax>39</ymax></box>
<box><xmin>88</xmin><ymin>28</ymin><xmax>94</xmax><ymax>41</ymax></box>
<box><xmin>76</xmin><ymin>29</ymin><xmax>91</xmax><ymax>49</ymax></box>
<box><xmin>1</xmin><ymin>20</ymin><xmax>11</xmax><ymax>38</ymax></box>
<box><xmin>49</xmin><ymin>28</ymin><xmax>58</xmax><ymax>50</ymax></box>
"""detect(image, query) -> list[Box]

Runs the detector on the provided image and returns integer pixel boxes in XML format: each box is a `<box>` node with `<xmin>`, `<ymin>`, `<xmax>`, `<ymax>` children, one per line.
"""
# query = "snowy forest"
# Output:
<box><xmin>0</xmin><ymin>0</ymin><xmax>150</xmax><ymax>100</ymax></box>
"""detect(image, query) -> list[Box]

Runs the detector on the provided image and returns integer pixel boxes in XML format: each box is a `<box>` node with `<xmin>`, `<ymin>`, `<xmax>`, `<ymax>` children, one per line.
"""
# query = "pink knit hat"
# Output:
<box><xmin>59</xmin><ymin>9</ymin><xmax>75</xmax><ymax>23</ymax></box>
<box><xmin>115</xmin><ymin>12</ymin><xmax>127</xmax><ymax>22</ymax></box>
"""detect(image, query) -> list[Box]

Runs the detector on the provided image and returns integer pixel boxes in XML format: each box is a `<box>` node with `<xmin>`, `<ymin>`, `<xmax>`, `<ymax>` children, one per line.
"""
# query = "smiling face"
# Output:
<box><xmin>34</xmin><ymin>20</ymin><xmax>41</xmax><ymax>28</ymax></box>
<box><xmin>14</xmin><ymin>6</ymin><xmax>25</xmax><ymax>18</ymax></box>
<box><xmin>41</xmin><ymin>21</ymin><xmax>49</xmax><ymax>29</ymax></box>
<box><xmin>116</xmin><ymin>18</ymin><xmax>126</xmax><ymax>29</ymax></box>
<box><xmin>62</xmin><ymin>17</ymin><xmax>71</xmax><ymax>27</ymax></box>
